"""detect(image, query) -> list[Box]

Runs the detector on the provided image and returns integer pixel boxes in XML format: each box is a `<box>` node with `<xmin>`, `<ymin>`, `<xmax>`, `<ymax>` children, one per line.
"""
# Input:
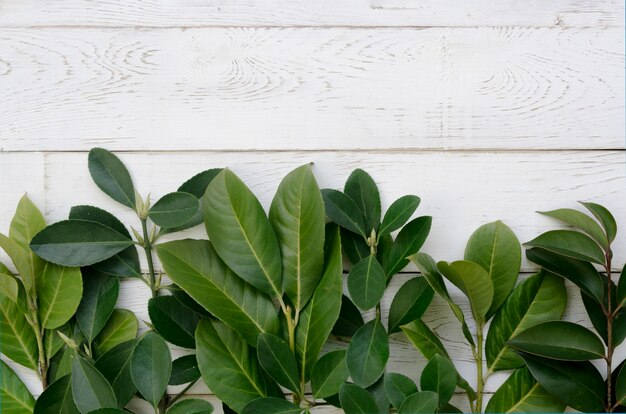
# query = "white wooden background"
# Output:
<box><xmin>1</xmin><ymin>1</ymin><xmax>624</xmax><ymax>412</ymax></box>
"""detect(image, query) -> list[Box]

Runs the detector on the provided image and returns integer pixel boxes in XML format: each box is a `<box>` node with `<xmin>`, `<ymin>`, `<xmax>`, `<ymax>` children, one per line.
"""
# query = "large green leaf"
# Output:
<box><xmin>148</xmin><ymin>192</ymin><xmax>199</xmax><ymax>229</ymax></box>
<box><xmin>38</xmin><ymin>263</ymin><xmax>82</xmax><ymax>330</ymax></box>
<box><xmin>95</xmin><ymin>340</ymin><xmax>137</xmax><ymax>407</ymax></box>
<box><xmin>169</xmin><ymin>355</ymin><xmax>200</xmax><ymax>386</ymax></box>
<box><xmin>378</xmin><ymin>195</ymin><xmax>420</xmax><ymax>237</ymax></box>
<box><xmin>437</xmin><ymin>260</ymin><xmax>493</xmax><ymax>323</ymax></box>
<box><xmin>167</xmin><ymin>399</ymin><xmax>214</xmax><ymax>414</ymax></box>
<box><xmin>72</xmin><ymin>355</ymin><xmax>117</xmax><ymax>412</ymax></box>
<box><xmin>88</xmin><ymin>148</ymin><xmax>136</xmax><ymax>209</ymax></box>
<box><xmin>465</xmin><ymin>221</ymin><xmax>521</xmax><ymax>317</ymax></box>
<box><xmin>346</xmin><ymin>318</ymin><xmax>389</xmax><ymax>388</ymax></box>
<box><xmin>339</xmin><ymin>383</ymin><xmax>380</xmax><ymax>414</ymax></box>
<box><xmin>420</xmin><ymin>354</ymin><xmax>456</xmax><ymax>407</ymax></box>
<box><xmin>508</xmin><ymin>321</ymin><xmax>605</xmax><ymax>361</ymax></box>
<box><xmin>130</xmin><ymin>332</ymin><xmax>171</xmax><ymax>407</ymax></box>
<box><xmin>384</xmin><ymin>373</ymin><xmax>418</xmax><ymax>409</ymax></box>
<box><xmin>347</xmin><ymin>255</ymin><xmax>385</xmax><ymax>311</ymax></box>
<box><xmin>257</xmin><ymin>333</ymin><xmax>301</xmax><ymax>394</ymax></box>
<box><xmin>485</xmin><ymin>366</ymin><xmax>565</xmax><ymax>413</ymax></box>
<box><xmin>269</xmin><ymin>164</ymin><xmax>325</xmax><ymax>311</ymax></box>
<box><xmin>34</xmin><ymin>374</ymin><xmax>79</xmax><ymax>414</ymax></box>
<box><xmin>93</xmin><ymin>309</ymin><xmax>138</xmax><ymax>356</ymax></box>
<box><xmin>30</xmin><ymin>220</ymin><xmax>134</xmax><ymax>267</ymax></box>
<box><xmin>311</xmin><ymin>350</ymin><xmax>348</xmax><ymax>399</ymax></box>
<box><xmin>583</xmin><ymin>278</ymin><xmax>626</xmax><ymax>347</ymax></box>
<box><xmin>384</xmin><ymin>216</ymin><xmax>431</xmax><ymax>278</ymax></box>
<box><xmin>486</xmin><ymin>271</ymin><xmax>567</xmax><ymax>371</ymax></box>
<box><xmin>156</xmin><ymin>239</ymin><xmax>279</xmax><ymax>345</ymax></box>
<box><xmin>539</xmin><ymin>208</ymin><xmax>609</xmax><ymax>251</ymax></box>
<box><xmin>0</xmin><ymin>233</ymin><xmax>38</xmax><ymax>294</ymax></box>
<box><xmin>148</xmin><ymin>295</ymin><xmax>200</xmax><ymax>349</ymax></box>
<box><xmin>398</xmin><ymin>391</ymin><xmax>438</xmax><ymax>414</ymax></box>
<box><xmin>344</xmin><ymin>169</ymin><xmax>381</xmax><ymax>234</ymax></box>
<box><xmin>616</xmin><ymin>362</ymin><xmax>626</xmax><ymax>407</ymax></box>
<box><xmin>0</xmin><ymin>359</ymin><xmax>35</xmax><ymax>413</ymax></box>
<box><xmin>388</xmin><ymin>277</ymin><xmax>434</xmax><ymax>333</ymax></box>
<box><xmin>581</xmin><ymin>201</ymin><xmax>617</xmax><ymax>244</ymax></box>
<box><xmin>295</xmin><ymin>224</ymin><xmax>342</xmax><ymax>382</ymax></box>
<box><xmin>195</xmin><ymin>319</ymin><xmax>282</xmax><ymax>413</ymax></box>
<box><xmin>519</xmin><ymin>353</ymin><xmax>605</xmax><ymax>412</ymax></box>
<box><xmin>76</xmin><ymin>271</ymin><xmax>119</xmax><ymax>344</ymax></box>
<box><xmin>321</xmin><ymin>189</ymin><xmax>367</xmax><ymax>237</ymax></box>
<box><xmin>0</xmin><ymin>295</ymin><xmax>37</xmax><ymax>370</ymax></box>
<box><xmin>402</xmin><ymin>319</ymin><xmax>449</xmax><ymax>360</ymax></box>
<box><xmin>241</xmin><ymin>398</ymin><xmax>301</xmax><ymax>414</ymax></box>
<box><xmin>332</xmin><ymin>295</ymin><xmax>364</xmax><ymax>338</ymax></box>
<box><xmin>525</xmin><ymin>230</ymin><xmax>605</xmax><ymax>265</ymax></box>
<box><xmin>526</xmin><ymin>247</ymin><xmax>604</xmax><ymax>303</ymax></box>
<box><xmin>202</xmin><ymin>169</ymin><xmax>282</xmax><ymax>297</ymax></box>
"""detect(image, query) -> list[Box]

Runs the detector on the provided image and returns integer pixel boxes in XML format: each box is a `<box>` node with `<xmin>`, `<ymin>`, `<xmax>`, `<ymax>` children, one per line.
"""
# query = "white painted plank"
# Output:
<box><xmin>0</xmin><ymin>27</ymin><xmax>623</xmax><ymax>151</ymax></box>
<box><xmin>0</xmin><ymin>0</ymin><xmax>623</xmax><ymax>28</ymax></box>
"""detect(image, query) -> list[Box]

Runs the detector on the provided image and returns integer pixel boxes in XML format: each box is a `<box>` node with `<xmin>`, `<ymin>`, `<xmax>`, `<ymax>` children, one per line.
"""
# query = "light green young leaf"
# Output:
<box><xmin>93</xmin><ymin>309</ymin><xmax>138</xmax><ymax>356</ymax></box>
<box><xmin>0</xmin><ymin>295</ymin><xmax>37</xmax><ymax>370</ymax></box>
<box><xmin>0</xmin><ymin>272</ymin><xmax>19</xmax><ymax>304</ymax></box>
<box><xmin>9</xmin><ymin>195</ymin><xmax>46</xmax><ymax>292</ymax></box>
<box><xmin>0</xmin><ymin>359</ymin><xmax>35</xmax><ymax>413</ymax></box>
<box><xmin>88</xmin><ymin>148</ymin><xmax>136</xmax><ymax>209</ymax></box>
<box><xmin>0</xmin><ymin>234</ymin><xmax>38</xmax><ymax>294</ymax></box>
<box><xmin>437</xmin><ymin>260</ymin><xmax>493</xmax><ymax>323</ymax></box>
<box><xmin>39</xmin><ymin>263</ymin><xmax>83</xmax><ymax>330</ymax></box>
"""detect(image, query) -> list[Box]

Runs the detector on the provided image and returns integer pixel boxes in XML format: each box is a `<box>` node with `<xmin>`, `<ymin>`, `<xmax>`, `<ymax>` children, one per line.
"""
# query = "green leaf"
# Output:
<box><xmin>508</xmin><ymin>321</ymin><xmax>605</xmax><ymax>361</ymax></box>
<box><xmin>34</xmin><ymin>374</ymin><xmax>79</xmax><ymax>414</ymax></box>
<box><xmin>93</xmin><ymin>309</ymin><xmax>138</xmax><ymax>356</ymax></box>
<box><xmin>86</xmin><ymin>410</ymin><xmax>130</xmax><ymax>414</ymax></box>
<box><xmin>38</xmin><ymin>263</ymin><xmax>83</xmax><ymax>330</ymax></box>
<box><xmin>149</xmin><ymin>295</ymin><xmax>200</xmax><ymax>349</ymax></box>
<box><xmin>582</xmin><ymin>278</ymin><xmax>626</xmax><ymax>347</ymax></box>
<box><xmin>72</xmin><ymin>355</ymin><xmax>118</xmax><ymax>412</ymax></box>
<box><xmin>332</xmin><ymin>295</ymin><xmax>364</xmax><ymax>338</ymax></box>
<box><xmin>341</xmin><ymin>227</ymin><xmax>369</xmax><ymax>266</ymax></box>
<box><xmin>0</xmin><ymin>272</ymin><xmax>19</xmax><ymax>304</ymax></box>
<box><xmin>384</xmin><ymin>373</ymin><xmax>418</xmax><ymax>409</ymax></box>
<box><xmin>388</xmin><ymin>277</ymin><xmax>434</xmax><ymax>333</ymax></box>
<box><xmin>398</xmin><ymin>391</ymin><xmax>438</xmax><ymax>414</ymax></box>
<box><xmin>0</xmin><ymin>359</ymin><xmax>35</xmax><ymax>413</ymax></box>
<box><xmin>295</xmin><ymin>224</ymin><xmax>343</xmax><ymax>382</ymax></box>
<box><xmin>169</xmin><ymin>355</ymin><xmax>200</xmax><ymax>386</ymax></box>
<box><xmin>437</xmin><ymin>260</ymin><xmax>493</xmax><ymax>323</ymax></box>
<box><xmin>9</xmin><ymin>195</ymin><xmax>46</xmax><ymax>292</ymax></box>
<box><xmin>420</xmin><ymin>354</ymin><xmax>456</xmax><ymax>407</ymax></box>
<box><xmin>339</xmin><ymin>383</ymin><xmax>380</xmax><ymax>414</ymax></box>
<box><xmin>76</xmin><ymin>271</ymin><xmax>119</xmax><ymax>343</ymax></box>
<box><xmin>485</xmin><ymin>366</ymin><xmax>564</xmax><ymax>413</ymax></box>
<box><xmin>581</xmin><ymin>201</ymin><xmax>617</xmax><ymax>243</ymax></box>
<box><xmin>167</xmin><ymin>284</ymin><xmax>212</xmax><ymax>317</ymax></box>
<box><xmin>344</xmin><ymin>169</ymin><xmax>381</xmax><ymax>233</ymax></box>
<box><xmin>148</xmin><ymin>192</ymin><xmax>199</xmax><ymax>229</ymax></box>
<box><xmin>202</xmin><ymin>169</ymin><xmax>283</xmax><ymax>297</ymax></box>
<box><xmin>465</xmin><ymin>221</ymin><xmax>521</xmax><ymax>317</ymax></box>
<box><xmin>348</xmin><ymin>255</ymin><xmax>385</xmax><ymax>311</ymax></box>
<box><xmin>616</xmin><ymin>362</ymin><xmax>626</xmax><ymax>406</ymax></box>
<box><xmin>95</xmin><ymin>340</ymin><xmax>137</xmax><ymax>407</ymax></box>
<box><xmin>486</xmin><ymin>271</ymin><xmax>567</xmax><ymax>371</ymax></box>
<box><xmin>366</xmin><ymin>376</ymin><xmax>389</xmax><ymax>414</ymax></box>
<box><xmin>379</xmin><ymin>195</ymin><xmax>420</xmax><ymax>237</ymax></box>
<box><xmin>346</xmin><ymin>318</ymin><xmax>389</xmax><ymax>388</ymax></box>
<box><xmin>384</xmin><ymin>216</ymin><xmax>431</xmax><ymax>278</ymax></box>
<box><xmin>617</xmin><ymin>264</ymin><xmax>626</xmax><ymax>309</ymax></box>
<box><xmin>311</xmin><ymin>350</ymin><xmax>348</xmax><ymax>399</ymax></box>
<box><xmin>519</xmin><ymin>352</ymin><xmax>605</xmax><ymax>412</ymax></box>
<box><xmin>156</xmin><ymin>239</ymin><xmax>279</xmax><ymax>346</ymax></box>
<box><xmin>30</xmin><ymin>220</ymin><xmax>134</xmax><ymax>267</ymax></box>
<box><xmin>269</xmin><ymin>164</ymin><xmax>325</xmax><ymax>311</ymax></box>
<box><xmin>195</xmin><ymin>319</ymin><xmax>282</xmax><ymax>413</ymax></box>
<box><xmin>88</xmin><ymin>148</ymin><xmax>136</xmax><ymax>209</ymax></box>
<box><xmin>44</xmin><ymin>327</ymin><xmax>66</xmax><ymax>360</ymax></box>
<box><xmin>167</xmin><ymin>399</ymin><xmax>214</xmax><ymax>414</ymax></box>
<box><xmin>241</xmin><ymin>398</ymin><xmax>300</xmax><ymax>414</ymax></box>
<box><xmin>525</xmin><ymin>230</ymin><xmax>606</xmax><ymax>265</ymax></box>
<box><xmin>402</xmin><ymin>319</ymin><xmax>449</xmax><ymax>360</ymax></box>
<box><xmin>130</xmin><ymin>332</ymin><xmax>171</xmax><ymax>407</ymax></box>
<box><xmin>0</xmin><ymin>233</ymin><xmax>39</xmax><ymax>294</ymax></box>
<box><xmin>526</xmin><ymin>247</ymin><xmax>604</xmax><ymax>303</ymax></box>
<box><xmin>257</xmin><ymin>333</ymin><xmax>301</xmax><ymax>394</ymax></box>
<box><xmin>539</xmin><ymin>208</ymin><xmax>609</xmax><ymax>251</ymax></box>
<box><xmin>0</xmin><ymin>295</ymin><xmax>37</xmax><ymax>370</ymax></box>
<box><xmin>321</xmin><ymin>189</ymin><xmax>367</xmax><ymax>237</ymax></box>
<box><xmin>48</xmin><ymin>347</ymin><xmax>76</xmax><ymax>384</ymax></box>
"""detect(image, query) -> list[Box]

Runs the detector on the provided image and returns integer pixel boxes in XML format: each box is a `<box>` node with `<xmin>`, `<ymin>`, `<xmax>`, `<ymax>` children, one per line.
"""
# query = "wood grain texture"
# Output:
<box><xmin>0</xmin><ymin>0</ymin><xmax>623</xmax><ymax>28</ymax></box>
<box><xmin>0</xmin><ymin>27</ymin><xmax>623</xmax><ymax>151</ymax></box>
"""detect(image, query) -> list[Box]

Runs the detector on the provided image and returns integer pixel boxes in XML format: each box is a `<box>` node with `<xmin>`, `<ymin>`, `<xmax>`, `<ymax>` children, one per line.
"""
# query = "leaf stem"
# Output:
<box><xmin>165</xmin><ymin>378</ymin><xmax>199</xmax><ymax>409</ymax></box>
<box><xmin>475</xmin><ymin>321</ymin><xmax>484</xmax><ymax>413</ymax></box>
<box><xmin>606</xmin><ymin>253</ymin><xmax>614</xmax><ymax>412</ymax></box>
<box><xmin>26</xmin><ymin>295</ymin><xmax>48</xmax><ymax>389</ymax></box>
<box><xmin>141</xmin><ymin>218</ymin><xmax>158</xmax><ymax>298</ymax></box>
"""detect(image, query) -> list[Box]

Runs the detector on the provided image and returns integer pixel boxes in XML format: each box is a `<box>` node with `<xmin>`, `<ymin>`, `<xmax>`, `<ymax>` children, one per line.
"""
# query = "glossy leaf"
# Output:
<box><xmin>384</xmin><ymin>216</ymin><xmax>431</xmax><ymax>277</ymax></box>
<box><xmin>195</xmin><ymin>319</ymin><xmax>282</xmax><ymax>413</ymax></box>
<box><xmin>465</xmin><ymin>221</ymin><xmax>521</xmax><ymax>317</ymax></box>
<box><xmin>332</xmin><ymin>295</ymin><xmax>364</xmax><ymax>338</ymax></box>
<box><xmin>420</xmin><ymin>354</ymin><xmax>456</xmax><ymax>407</ymax></box>
<box><xmin>149</xmin><ymin>295</ymin><xmax>200</xmax><ymax>348</ymax></box>
<box><xmin>241</xmin><ymin>398</ymin><xmax>301</xmax><ymax>414</ymax></box>
<box><xmin>438</xmin><ymin>260</ymin><xmax>493</xmax><ymax>323</ymax></box>
<box><xmin>539</xmin><ymin>208</ymin><xmax>609</xmax><ymax>251</ymax></box>
<box><xmin>347</xmin><ymin>255</ymin><xmax>385</xmax><ymax>311</ymax></box>
<box><xmin>346</xmin><ymin>318</ymin><xmax>389</xmax><ymax>388</ymax></box>
<box><xmin>311</xmin><ymin>350</ymin><xmax>348</xmax><ymax>399</ymax></box>
<box><xmin>583</xmin><ymin>278</ymin><xmax>626</xmax><ymax>347</ymax></box>
<box><xmin>93</xmin><ymin>309</ymin><xmax>138</xmax><ymax>356</ymax></box>
<box><xmin>169</xmin><ymin>355</ymin><xmax>200</xmax><ymax>386</ymax></box>
<box><xmin>398</xmin><ymin>391</ymin><xmax>438</xmax><ymax>414</ymax></box>
<box><xmin>72</xmin><ymin>355</ymin><xmax>118</xmax><ymax>412</ymax></box>
<box><xmin>130</xmin><ymin>332</ymin><xmax>171</xmax><ymax>407</ymax></box>
<box><xmin>519</xmin><ymin>353</ymin><xmax>605</xmax><ymax>412</ymax></box>
<box><xmin>88</xmin><ymin>148</ymin><xmax>136</xmax><ymax>208</ymax></box>
<box><xmin>486</xmin><ymin>271</ymin><xmax>567</xmax><ymax>371</ymax></box>
<box><xmin>257</xmin><ymin>333</ymin><xmax>301</xmax><ymax>394</ymax></box>
<box><xmin>341</xmin><ymin>227</ymin><xmax>369</xmax><ymax>266</ymax></box>
<box><xmin>339</xmin><ymin>383</ymin><xmax>380</xmax><ymax>414</ymax></box>
<box><xmin>34</xmin><ymin>374</ymin><xmax>79</xmax><ymax>414</ymax></box>
<box><xmin>344</xmin><ymin>169</ymin><xmax>381</xmax><ymax>233</ymax></box>
<box><xmin>388</xmin><ymin>277</ymin><xmax>434</xmax><ymax>333</ymax></box>
<box><xmin>384</xmin><ymin>373</ymin><xmax>418</xmax><ymax>409</ymax></box>
<box><xmin>581</xmin><ymin>201</ymin><xmax>617</xmax><ymax>243</ymax></box>
<box><xmin>295</xmin><ymin>224</ymin><xmax>343</xmax><ymax>382</ymax></box>
<box><xmin>76</xmin><ymin>271</ymin><xmax>119</xmax><ymax>343</ymax></box>
<box><xmin>0</xmin><ymin>295</ymin><xmax>37</xmax><ymax>370</ymax></box>
<box><xmin>525</xmin><ymin>230</ymin><xmax>605</xmax><ymax>264</ymax></box>
<box><xmin>167</xmin><ymin>399</ymin><xmax>214</xmax><ymax>414</ymax></box>
<box><xmin>37</xmin><ymin>263</ymin><xmax>83</xmax><ymax>330</ymax></box>
<box><xmin>95</xmin><ymin>340</ymin><xmax>137</xmax><ymax>407</ymax></box>
<box><xmin>0</xmin><ymin>359</ymin><xmax>35</xmax><ymax>413</ymax></box>
<box><xmin>485</xmin><ymin>367</ymin><xmax>565</xmax><ymax>413</ymax></box>
<box><xmin>321</xmin><ymin>189</ymin><xmax>366</xmax><ymax>237</ymax></box>
<box><xmin>148</xmin><ymin>192</ymin><xmax>199</xmax><ymax>229</ymax></box>
<box><xmin>156</xmin><ymin>239</ymin><xmax>279</xmax><ymax>346</ymax></box>
<box><xmin>402</xmin><ymin>319</ymin><xmax>449</xmax><ymax>360</ymax></box>
<box><xmin>269</xmin><ymin>164</ymin><xmax>325</xmax><ymax>311</ymax></box>
<box><xmin>379</xmin><ymin>195</ymin><xmax>420</xmax><ymax>237</ymax></box>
